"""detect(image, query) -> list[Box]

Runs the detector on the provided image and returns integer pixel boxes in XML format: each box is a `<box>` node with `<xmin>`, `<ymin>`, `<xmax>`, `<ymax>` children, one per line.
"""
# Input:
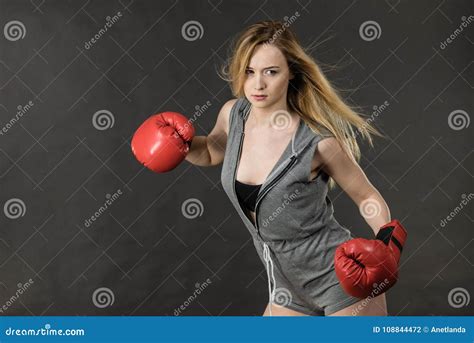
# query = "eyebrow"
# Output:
<box><xmin>246</xmin><ymin>66</ymin><xmax>280</xmax><ymax>70</ymax></box>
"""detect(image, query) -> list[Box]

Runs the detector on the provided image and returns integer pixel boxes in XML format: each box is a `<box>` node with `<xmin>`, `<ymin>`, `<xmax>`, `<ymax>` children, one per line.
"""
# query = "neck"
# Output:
<box><xmin>250</xmin><ymin>99</ymin><xmax>294</xmax><ymax>128</ymax></box>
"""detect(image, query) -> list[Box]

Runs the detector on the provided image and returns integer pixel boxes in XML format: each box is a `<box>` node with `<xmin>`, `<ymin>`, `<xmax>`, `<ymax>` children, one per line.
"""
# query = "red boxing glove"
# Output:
<box><xmin>334</xmin><ymin>219</ymin><xmax>408</xmax><ymax>298</ymax></box>
<box><xmin>131</xmin><ymin>112</ymin><xmax>195</xmax><ymax>173</ymax></box>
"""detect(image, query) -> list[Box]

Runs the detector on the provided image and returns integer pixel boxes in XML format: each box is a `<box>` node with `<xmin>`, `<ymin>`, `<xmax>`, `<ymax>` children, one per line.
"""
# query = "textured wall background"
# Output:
<box><xmin>0</xmin><ymin>0</ymin><xmax>472</xmax><ymax>316</ymax></box>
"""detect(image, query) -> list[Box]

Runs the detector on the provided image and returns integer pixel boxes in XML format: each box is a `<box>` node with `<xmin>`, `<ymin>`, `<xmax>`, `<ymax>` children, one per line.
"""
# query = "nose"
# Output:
<box><xmin>254</xmin><ymin>73</ymin><xmax>265</xmax><ymax>91</ymax></box>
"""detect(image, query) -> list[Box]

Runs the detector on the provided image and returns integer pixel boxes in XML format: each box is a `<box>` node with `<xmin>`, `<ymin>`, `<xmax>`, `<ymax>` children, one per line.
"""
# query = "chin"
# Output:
<box><xmin>250</xmin><ymin>102</ymin><xmax>267</xmax><ymax>108</ymax></box>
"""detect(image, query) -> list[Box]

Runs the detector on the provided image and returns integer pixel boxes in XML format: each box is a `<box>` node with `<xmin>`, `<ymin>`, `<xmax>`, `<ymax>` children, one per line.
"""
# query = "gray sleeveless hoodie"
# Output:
<box><xmin>221</xmin><ymin>97</ymin><xmax>359</xmax><ymax>315</ymax></box>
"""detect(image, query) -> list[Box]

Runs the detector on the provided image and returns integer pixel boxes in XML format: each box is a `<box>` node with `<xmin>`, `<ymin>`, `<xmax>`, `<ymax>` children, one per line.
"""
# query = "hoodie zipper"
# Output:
<box><xmin>254</xmin><ymin>155</ymin><xmax>298</xmax><ymax>235</ymax></box>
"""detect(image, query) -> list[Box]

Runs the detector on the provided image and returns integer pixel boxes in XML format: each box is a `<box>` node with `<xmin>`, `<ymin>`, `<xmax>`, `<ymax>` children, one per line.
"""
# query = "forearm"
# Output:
<box><xmin>185</xmin><ymin>136</ymin><xmax>212</xmax><ymax>167</ymax></box>
<box><xmin>358</xmin><ymin>191</ymin><xmax>391</xmax><ymax>236</ymax></box>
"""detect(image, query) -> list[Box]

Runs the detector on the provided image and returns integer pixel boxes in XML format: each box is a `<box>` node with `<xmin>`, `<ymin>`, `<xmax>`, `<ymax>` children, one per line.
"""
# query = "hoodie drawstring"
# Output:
<box><xmin>263</xmin><ymin>242</ymin><xmax>276</xmax><ymax>316</ymax></box>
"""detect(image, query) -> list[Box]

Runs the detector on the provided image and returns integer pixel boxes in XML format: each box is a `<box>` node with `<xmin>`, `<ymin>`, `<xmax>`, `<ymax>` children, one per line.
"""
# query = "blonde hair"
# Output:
<box><xmin>219</xmin><ymin>20</ymin><xmax>383</xmax><ymax>189</ymax></box>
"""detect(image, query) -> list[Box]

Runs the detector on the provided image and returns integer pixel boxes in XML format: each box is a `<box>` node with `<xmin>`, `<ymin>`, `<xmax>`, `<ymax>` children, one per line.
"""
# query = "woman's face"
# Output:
<box><xmin>243</xmin><ymin>44</ymin><xmax>293</xmax><ymax>110</ymax></box>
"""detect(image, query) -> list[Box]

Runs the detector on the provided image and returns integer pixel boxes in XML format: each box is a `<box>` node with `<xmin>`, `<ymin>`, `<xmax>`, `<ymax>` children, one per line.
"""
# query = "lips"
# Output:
<box><xmin>252</xmin><ymin>95</ymin><xmax>267</xmax><ymax>100</ymax></box>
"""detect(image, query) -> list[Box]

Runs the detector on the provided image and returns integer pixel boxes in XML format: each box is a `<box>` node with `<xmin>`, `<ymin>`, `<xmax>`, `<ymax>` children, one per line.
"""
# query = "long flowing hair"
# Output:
<box><xmin>219</xmin><ymin>20</ymin><xmax>383</xmax><ymax>189</ymax></box>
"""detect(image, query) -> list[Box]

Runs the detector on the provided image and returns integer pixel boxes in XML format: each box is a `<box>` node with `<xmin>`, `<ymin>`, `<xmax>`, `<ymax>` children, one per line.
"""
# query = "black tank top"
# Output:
<box><xmin>235</xmin><ymin>180</ymin><xmax>262</xmax><ymax>212</ymax></box>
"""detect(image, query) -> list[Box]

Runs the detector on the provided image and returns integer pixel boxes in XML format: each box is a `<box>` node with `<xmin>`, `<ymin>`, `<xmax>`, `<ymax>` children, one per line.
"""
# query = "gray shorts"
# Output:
<box><xmin>281</xmin><ymin>282</ymin><xmax>362</xmax><ymax>316</ymax></box>
<box><xmin>255</xmin><ymin>238</ymin><xmax>361</xmax><ymax>316</ymax></box>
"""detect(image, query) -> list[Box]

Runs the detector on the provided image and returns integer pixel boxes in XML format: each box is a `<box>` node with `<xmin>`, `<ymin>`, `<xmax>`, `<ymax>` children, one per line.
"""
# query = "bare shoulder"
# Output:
<box><xmin>222</xmin><ymin>98</ymin><xmax>238</xmax><ymax>109</ymax></box>
<box><xmin>317</xmin><ymin>137</ymin><xmax>343</xmax><ymax>158</ymax></box>
<box><xmin>208</xmin><ymin>98</ymin><xmax>238</xmax><ymax>141</ymax></box>
<box><xmin>206</xmin><ymin>98</ymin><xmax>238</xmax><ymax>167</ymax></box>
<box><xmin>311</xmin><ymin>137</ymin><xmax>344</xmax><ymax>173</ymax></box>
<box><xmin>220</xmin><ymin>98</ymin><xmax>238</xmax><ymax>135</ymax></box>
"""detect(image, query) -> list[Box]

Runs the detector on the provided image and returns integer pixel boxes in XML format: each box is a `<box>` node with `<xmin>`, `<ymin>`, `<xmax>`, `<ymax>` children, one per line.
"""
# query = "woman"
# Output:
<box><xmin>185</xmin><ymin>21</ymin><xmax>406</xmax><ymax>316</ymax></box>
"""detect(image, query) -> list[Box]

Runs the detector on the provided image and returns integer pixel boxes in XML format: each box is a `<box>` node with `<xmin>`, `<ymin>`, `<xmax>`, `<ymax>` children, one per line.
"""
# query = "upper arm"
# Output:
<box><xmin>315</xmin><ymin>137</ymin><xmax>376</xmax><ymax>205</ymax></box>
<box><xmin>207</xmin><ymin>98</ymin><xmax>237</xmax><ymax>166</ymax></box>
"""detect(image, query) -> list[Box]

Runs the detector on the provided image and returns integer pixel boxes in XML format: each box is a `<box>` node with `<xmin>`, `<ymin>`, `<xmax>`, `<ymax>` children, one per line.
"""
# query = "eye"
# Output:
<box><xmin>245</xmin><ymin>69</ymin><xmax>254</xmax><ymax>74</ymax></box>
<box><xmin>265</xmin><ymin>70</ymin><xmax>277</xmax><ymax>75</ymax></box>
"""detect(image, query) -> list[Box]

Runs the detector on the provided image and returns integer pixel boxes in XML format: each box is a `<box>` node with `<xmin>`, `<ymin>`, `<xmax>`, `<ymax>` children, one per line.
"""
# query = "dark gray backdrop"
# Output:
<box><xmin>0</xmin><ymin>0</ymin><xmax>472</xmax><ymax>316</ymax></box>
